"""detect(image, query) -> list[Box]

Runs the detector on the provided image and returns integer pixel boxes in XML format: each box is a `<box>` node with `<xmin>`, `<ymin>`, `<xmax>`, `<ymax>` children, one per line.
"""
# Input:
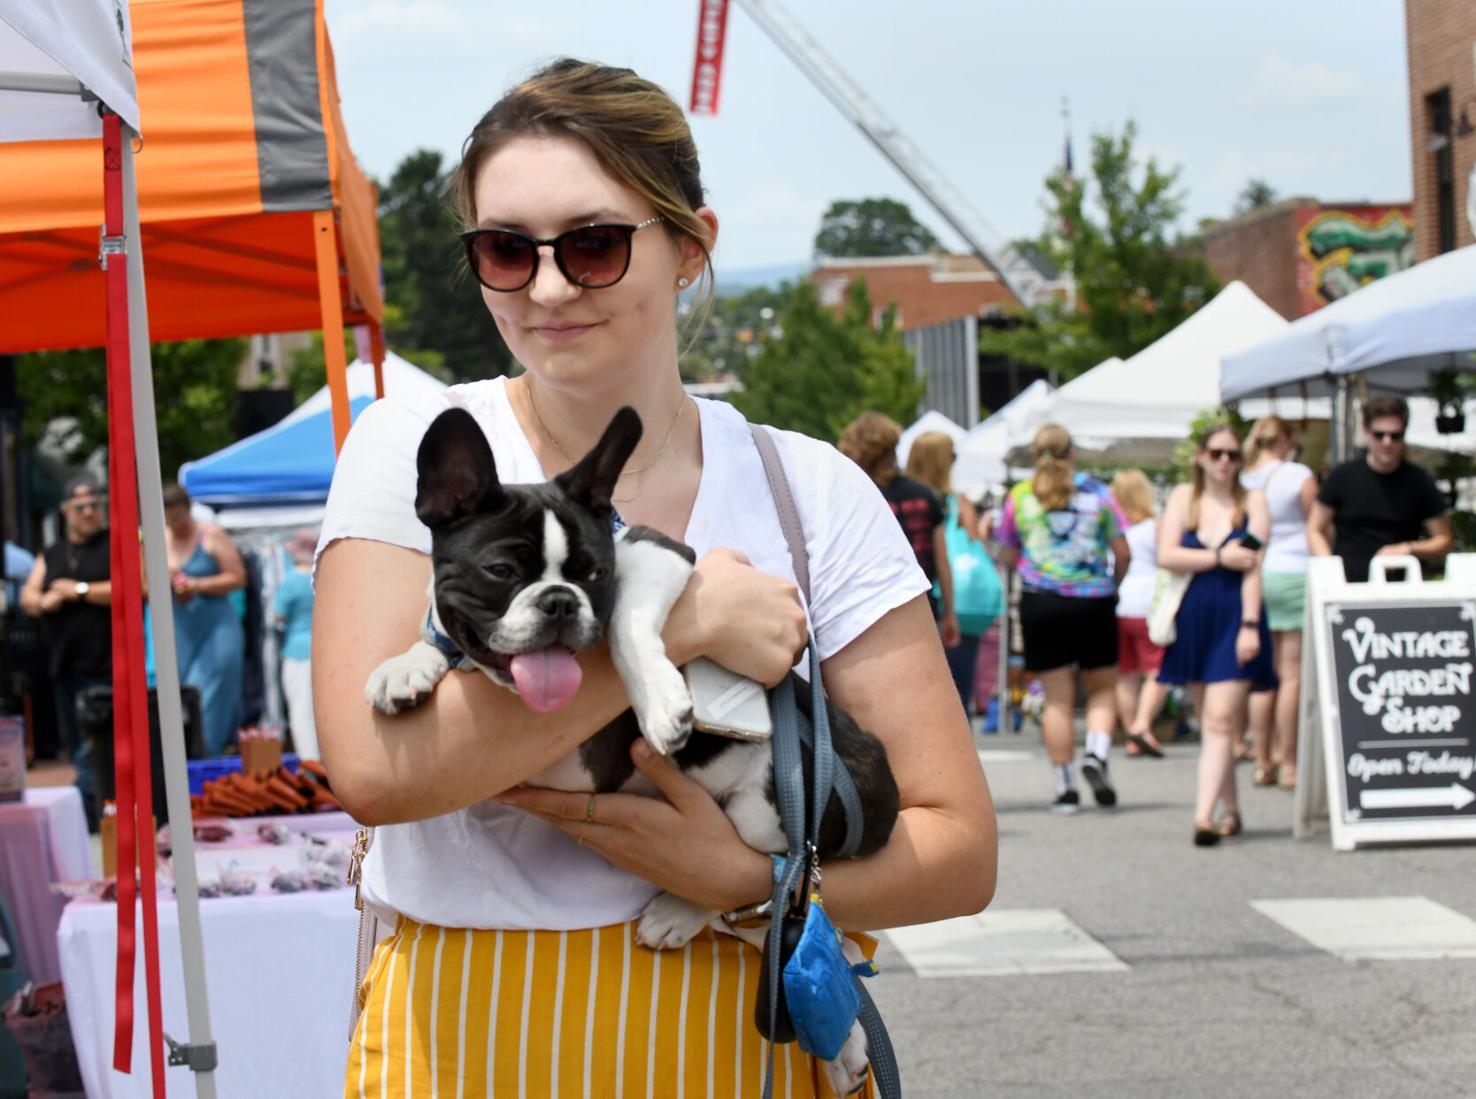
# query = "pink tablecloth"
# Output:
<box><xmin>0</xmin><ymin>785</ymin><xmax>95</xmax><ymax>984</ymax></box>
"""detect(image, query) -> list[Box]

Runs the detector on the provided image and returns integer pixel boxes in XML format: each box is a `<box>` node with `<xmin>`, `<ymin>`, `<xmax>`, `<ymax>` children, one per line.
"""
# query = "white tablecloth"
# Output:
<box><xmin>58</xmin><ymin>887</ymin><xmax>360</xmax><ymax>1098</ymax></box>
<box><xmin>0</xmin><ymin>785</ymin><xmax>95</xmax><ymax>984</ymax></box>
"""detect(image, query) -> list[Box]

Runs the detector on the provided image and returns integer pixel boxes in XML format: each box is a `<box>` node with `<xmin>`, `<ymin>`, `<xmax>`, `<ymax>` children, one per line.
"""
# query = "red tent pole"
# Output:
<box><xmin>101</xmin><ymin>109</ymin><xmax>166</xmax><ymax>1097</ymax></box>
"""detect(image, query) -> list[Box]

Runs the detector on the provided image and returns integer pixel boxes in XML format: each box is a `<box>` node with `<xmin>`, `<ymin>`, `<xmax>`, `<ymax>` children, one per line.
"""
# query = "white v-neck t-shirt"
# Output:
<box><xmin>316</xmin><ymin>377</ymin><xmax>928</xmax><ymax>930</ymax></box>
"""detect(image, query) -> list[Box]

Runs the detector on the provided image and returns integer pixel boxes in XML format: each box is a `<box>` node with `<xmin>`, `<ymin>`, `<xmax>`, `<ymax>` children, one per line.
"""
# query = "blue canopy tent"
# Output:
<box><xmin>180</xmin><ymin>352</ymin><xmax>446</xmax><ymax>513</ymax></box>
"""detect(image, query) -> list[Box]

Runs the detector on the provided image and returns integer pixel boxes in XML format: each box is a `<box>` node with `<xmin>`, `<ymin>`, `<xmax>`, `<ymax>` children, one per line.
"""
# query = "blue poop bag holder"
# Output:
<box><xmin>748</xmin><ymin>424</ymin><xmax>900</xmax><ymax>1098</ymax></box>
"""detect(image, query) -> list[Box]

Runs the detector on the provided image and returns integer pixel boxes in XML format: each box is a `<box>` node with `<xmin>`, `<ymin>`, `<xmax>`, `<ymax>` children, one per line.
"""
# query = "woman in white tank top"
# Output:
<box><xmin>1110</xmin><ymin>471</ymin><xmax>1168</xmax><ymax>758</ymax></box>
<box><xmin>1239</xmin><ymin>416</ymin><xmax>1317</xmax><ymax>789</ymax></box>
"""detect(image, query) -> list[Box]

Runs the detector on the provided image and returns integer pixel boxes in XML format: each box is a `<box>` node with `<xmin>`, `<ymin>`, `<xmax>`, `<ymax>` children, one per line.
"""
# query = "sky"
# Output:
<box><xmin>321</xmin><ymin>0</ymin><xmax>1413</xmax><ymax>275</ymax></box>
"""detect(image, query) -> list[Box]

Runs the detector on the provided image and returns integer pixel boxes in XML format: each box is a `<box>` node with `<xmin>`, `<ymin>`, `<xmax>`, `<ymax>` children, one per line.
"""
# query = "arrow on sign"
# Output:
<box><xmin>1360</xmin><ymin>785</ymin><xmax>1476</xmax><ymax>811</ymax></box>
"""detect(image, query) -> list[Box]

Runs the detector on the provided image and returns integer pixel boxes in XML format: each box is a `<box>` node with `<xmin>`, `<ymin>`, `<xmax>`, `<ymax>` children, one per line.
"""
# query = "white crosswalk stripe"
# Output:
<box><xmin>882</xmin><ymin>908</ymin><xmax>1128</xmax><ymax>977</ymax></box>
<box><xmin>1250</xmin><ymin>896</ymin><xmax>1476</xmax><ymax>961</ymax></box>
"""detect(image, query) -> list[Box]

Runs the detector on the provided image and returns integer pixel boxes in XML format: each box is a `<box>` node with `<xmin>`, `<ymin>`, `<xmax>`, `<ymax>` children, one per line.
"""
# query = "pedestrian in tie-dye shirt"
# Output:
<box><xmin>995</xmin><ymin>424</ymin><xmax>1131</xmax><ymax>814</ymax></box>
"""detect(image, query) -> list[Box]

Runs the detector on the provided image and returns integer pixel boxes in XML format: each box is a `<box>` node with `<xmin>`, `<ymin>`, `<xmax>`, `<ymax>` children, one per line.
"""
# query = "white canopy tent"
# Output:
<box><xmin>1044</xmin><ymin>281</ymin><xmax>1290</xmax><ymax>454</ymax></box>
<box><xmin>1221</xmin><ymin>243</ymin><xmax>1476</xmax><ymax>401</ymax></box>
<box><xmin>0</xmin><ymin>3</ymin><xmax>216</xmax><ymax>1095</ymax></box>
<box><xmin>896</xmin><ymin>409</ymin><xmax>967</xmax><ymax>472</ymax></box>
<box><xmin>952</xmin><ymin>378</ymin><xmax>1055</xmax><ymax>497</ymax></box>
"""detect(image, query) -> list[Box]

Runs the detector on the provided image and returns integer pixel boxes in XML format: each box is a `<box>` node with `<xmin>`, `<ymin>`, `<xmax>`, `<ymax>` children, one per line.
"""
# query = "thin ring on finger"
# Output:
<box><xmin>585</xmin><ymin>793</ymin><xmax>597</xmax><ymax>824</ymax></box>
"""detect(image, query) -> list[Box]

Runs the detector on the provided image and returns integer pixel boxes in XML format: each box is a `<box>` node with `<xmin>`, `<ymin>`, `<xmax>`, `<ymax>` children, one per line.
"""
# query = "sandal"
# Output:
<box><xmin>1193</xmin><ymin>819</ymin><xmax>1221</xmax><ymax>847</ymax></box>
<box><xmin>1126</xmin><ymin>731</ymin><xmax>1164</xmax><ymax>759</ymax></box>
<box><xmin>1216</xmin><ymin>811</ymin><xmax>1243</xmax><ymax>838</ymax></box>
<box><xmin>1252</xmin><ymin>764</ymin><xmax>1279</xmax><ymax>787</ymax></box>
<box><xmin>1278</xmin><ymin>765</ymin><xmax>1297</xmax><ymax>790</ymax></box>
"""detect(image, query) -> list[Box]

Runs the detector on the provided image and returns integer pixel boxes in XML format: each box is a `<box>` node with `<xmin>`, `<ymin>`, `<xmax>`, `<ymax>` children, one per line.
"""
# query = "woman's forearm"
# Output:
<box><xmin>317</xmin><ymin>640</ymin><xmax>643</xmax><ymax>825</ymax></box>
<box><xmin>1158</xmin><ymin>544</ymin><xmax>1216</xmax><ymax>573</ymax></box>
<box><xmin>819</xmin><ymin>803</ymin><xmax>996</xmax><ymax>931</ymax></box>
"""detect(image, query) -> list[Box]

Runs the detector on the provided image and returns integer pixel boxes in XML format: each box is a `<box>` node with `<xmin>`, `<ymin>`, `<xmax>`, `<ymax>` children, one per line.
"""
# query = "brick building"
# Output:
<box><xmin>1203</xmin><ymin>199</ymin><xmax>1413</xmax><ymax>320</ymax></box>
<box><xmin>810</xmin><ymin>253</ymin><xmax>1020</xmax><ymax>331</ymax></box>
<box><xmin>1406</xmin><ymin>0</ymin><xmax>1476</xmax><ymax>260</ymax></box>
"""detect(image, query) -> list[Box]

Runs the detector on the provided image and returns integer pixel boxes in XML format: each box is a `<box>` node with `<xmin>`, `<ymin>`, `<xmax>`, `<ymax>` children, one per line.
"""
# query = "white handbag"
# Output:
<box><xmin>1147</xmin><ymin>567</ymin><xmax>1191</xmax><ymax>647</ymax></box>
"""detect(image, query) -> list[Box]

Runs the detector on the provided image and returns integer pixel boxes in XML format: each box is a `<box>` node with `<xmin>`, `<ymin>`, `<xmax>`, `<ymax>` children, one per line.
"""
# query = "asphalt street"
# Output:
<box><xmin>865</xmin><ymin>731</ymin><xmax>1476</xmax><ymax>1099</ymax></box>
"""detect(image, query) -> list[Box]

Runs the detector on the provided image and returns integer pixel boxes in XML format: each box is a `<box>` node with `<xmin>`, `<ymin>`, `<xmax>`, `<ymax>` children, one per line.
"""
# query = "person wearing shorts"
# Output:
<box><xmin>995</xmin><ymin>424</ymin><xmax>1130</xmax><ymax>813</ymax></box>
<box><xmin>1240</xmin><ymin>416</ymin><xmax>1316</xmax><ymax>788</ymax></box>
<box><xmin>1110</xmin><ymin>470</ymin><xmax>1168</xmax><ymax>758</ymax></box>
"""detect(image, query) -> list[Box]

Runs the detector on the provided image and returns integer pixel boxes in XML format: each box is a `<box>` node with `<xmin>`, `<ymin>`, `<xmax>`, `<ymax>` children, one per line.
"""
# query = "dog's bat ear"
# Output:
<box><xmin>415</xmin><ymin>408</ymin><xmax>505</xmax><ymax>527</ymax></box>
<box><xmin>554</xmin><ymin>406</ymin><xmax>643</xmax><ymax>512</ymax></box>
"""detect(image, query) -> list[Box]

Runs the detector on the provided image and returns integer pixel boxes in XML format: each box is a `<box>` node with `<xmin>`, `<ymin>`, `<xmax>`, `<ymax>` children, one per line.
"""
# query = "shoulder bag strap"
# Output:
<box><xmin>748</xmin><ymin>424</ymin><xmax>900</xmax><ymax>1099</ymax></box>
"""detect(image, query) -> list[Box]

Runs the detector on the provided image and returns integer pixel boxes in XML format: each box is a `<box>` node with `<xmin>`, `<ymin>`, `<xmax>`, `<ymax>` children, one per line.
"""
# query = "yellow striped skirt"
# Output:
<box><xmin>346</xmin><ymin>917</ymin><xmax>876</xmax><ymax>1098</ymax></box>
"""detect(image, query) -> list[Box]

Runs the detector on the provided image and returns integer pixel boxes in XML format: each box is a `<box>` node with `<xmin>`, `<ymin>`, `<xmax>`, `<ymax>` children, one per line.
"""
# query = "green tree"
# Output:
<box><xmin>729</xmin><ymin>277</ymin><xmax>923</xmax><ymax>438</ymax></box>
<box><xmin>378</xmin><ymin>149</ymin><xmax>511</xmax><ymax>382</ymax></box>
<box><xmin>1234</xmin><ymin>178</ymin><xmax>1279</xmax><ymax>215</ymax></box>
<box><xmin>980</xmin><ymin>120</ymin><xmax>1219</xmax><ymax>380</ymax></box>
<box><xmin>680</xmin><ymin>283</ymin><xmax>794</xmax><ymax>383</ymax></box>
<box><xmin>17</xmin><ymin>338</ymin><xmax>246</xmax><ymax>478</ymax></box>
<box><xmin>813</xmin><ymin>197</ymin><xmax>941</xmax><ymax>259</ymax></box>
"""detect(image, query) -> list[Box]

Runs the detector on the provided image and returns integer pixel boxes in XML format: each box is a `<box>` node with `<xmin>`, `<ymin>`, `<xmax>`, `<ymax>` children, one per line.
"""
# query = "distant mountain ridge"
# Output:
<box><xmin>713</xmin><ymin>260</ymin><xmax>812</xmax><ymax>296</ymax></box>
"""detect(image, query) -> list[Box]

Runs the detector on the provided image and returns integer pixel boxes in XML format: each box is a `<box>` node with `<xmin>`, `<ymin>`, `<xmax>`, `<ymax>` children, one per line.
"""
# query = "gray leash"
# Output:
<box><xmin>751</xmin><ymin>424</ymin><xmax>901</xmax><ymax>1099</ymax></box>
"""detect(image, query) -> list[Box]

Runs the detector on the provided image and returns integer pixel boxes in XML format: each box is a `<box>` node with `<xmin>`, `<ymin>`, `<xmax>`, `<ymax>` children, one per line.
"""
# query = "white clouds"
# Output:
<box><xmin>710</xmin><ymin>181</ymin><xmax>827</xmax><ymax>267</ymax></box>
<box><xmin>1213</xmin><ymin>147</ymin><xmax>1353</xmax><ymax>190</ymax></box>
<box><xmin>337</xmin><ymin>1</ymin><xmax>565</xmax><ymax>50</ymax></box>
<box><xmin>1249</xmin><ymin>54</ymin><xmax>1369</xmax><ymax>107</ymax></box>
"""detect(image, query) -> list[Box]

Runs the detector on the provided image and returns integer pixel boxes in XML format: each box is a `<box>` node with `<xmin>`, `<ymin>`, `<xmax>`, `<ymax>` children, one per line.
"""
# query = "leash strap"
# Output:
<box><xmin>749</xmin><ymin>424</ymin><xmax>900</xmax><ymax>1099</ymax></box>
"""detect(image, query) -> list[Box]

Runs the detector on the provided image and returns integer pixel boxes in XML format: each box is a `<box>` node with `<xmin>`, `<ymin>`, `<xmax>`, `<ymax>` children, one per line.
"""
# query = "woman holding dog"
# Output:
<box><xmin>314</xmin><ymin>59</ymin><xmax>995</xmax><ymax>1096</ymax></box>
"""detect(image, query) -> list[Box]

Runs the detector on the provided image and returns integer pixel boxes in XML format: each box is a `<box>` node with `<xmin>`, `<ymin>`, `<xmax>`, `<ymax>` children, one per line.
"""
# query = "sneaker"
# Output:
<box><xmin>1082</xmin><ymin>755</ymin><xmax>1118</xmax><ymax>807</ymax></box>
<box><xmin>1051</xmin><ymin>789</ymin><xmax>1081</xmax><ymax>814</ymax></box>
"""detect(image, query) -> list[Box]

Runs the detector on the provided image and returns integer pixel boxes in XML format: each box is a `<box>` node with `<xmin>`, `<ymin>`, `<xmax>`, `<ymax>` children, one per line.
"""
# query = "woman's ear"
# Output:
<box><xmin>677</xmin><ymin>206</ymin><xmax>719</xmax><ymax>287</ymax></box>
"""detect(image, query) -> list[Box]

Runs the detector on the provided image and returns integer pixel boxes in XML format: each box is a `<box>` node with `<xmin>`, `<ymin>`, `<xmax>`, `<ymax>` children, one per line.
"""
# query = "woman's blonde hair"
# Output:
<box><xmin>1189</xmin><ymin>422</ymin><xmax>1247</xmax><ymax>530</ymax></box>
<box><xmin>1030</xmin><ymin>423</ymin><xmax>1074</xmax><ymax>511</ymax></box>
<box><xmin>905</xmin><ymin>431</ymin><xmax>955</xmax><ymax>497</ymax></box>
<box><xmin>1244</xmin><ymin>415</ymin><xmax>1290</xmax><ymax>467</ymax></box>
<box><xmin>838</xmin><ymin>412</ymin><xmax>903</xmax><ymax>487</ymax></box>
<box><xmin>1110</xmin><ymin>469</ymin><xmax>1155</xmax><ymax>524</ymax></box>
<box><xmin>451</xmin><ymin>59</ymin><xmax>716</xmax><ymax>336</ymax></box>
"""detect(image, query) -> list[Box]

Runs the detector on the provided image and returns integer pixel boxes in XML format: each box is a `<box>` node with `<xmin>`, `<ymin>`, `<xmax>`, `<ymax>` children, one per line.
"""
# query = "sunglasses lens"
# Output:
<box><xmin>468</xmin><ymin>231</ymin><xmax>537</xmax><ymax>291</ymax></box>
<box><xmin>557</xmin><ymin>225</ymin><xmax>631</xmax><ymax>288</ymax></box>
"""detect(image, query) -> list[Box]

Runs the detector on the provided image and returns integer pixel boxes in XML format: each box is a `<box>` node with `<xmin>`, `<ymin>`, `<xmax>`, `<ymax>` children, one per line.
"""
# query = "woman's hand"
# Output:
<box><xmin>1235</xmin><ymin>625</ymin><xmax>1261</xmax><ymax>666</ymax></box>
<box><xmin>496</xmin><ymin>738</ymin><xmax>772</xmax><ymax>914</ymax></box>
<box><xmin>172</xmin><ymin>572</ymin><xmax>196</xmax><ymax>604</ymax></box>
<box><xmin>1218</xmin><ymin>542</ymin><xmax>1257</xmax><ymax>573</ymax></box>
<box><xmin>664</xmin><ymin>549</ymin><xmax>806</xmax><ymax>686</ymax></box>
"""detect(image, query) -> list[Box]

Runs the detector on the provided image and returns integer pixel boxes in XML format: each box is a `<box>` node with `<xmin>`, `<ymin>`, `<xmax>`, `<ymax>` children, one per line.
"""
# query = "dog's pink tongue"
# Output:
<box><xmin>509</xmin><ymin>646</ymin><xmax>582</xmax><ymax>712</ymax></box>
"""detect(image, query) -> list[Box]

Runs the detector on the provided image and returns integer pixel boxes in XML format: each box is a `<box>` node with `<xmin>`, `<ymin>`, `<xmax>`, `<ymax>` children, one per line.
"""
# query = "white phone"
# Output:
<box><xmin>684</xmin><ymin>657</ymin><xmax>773</xmax><ymax>741</ymax></box>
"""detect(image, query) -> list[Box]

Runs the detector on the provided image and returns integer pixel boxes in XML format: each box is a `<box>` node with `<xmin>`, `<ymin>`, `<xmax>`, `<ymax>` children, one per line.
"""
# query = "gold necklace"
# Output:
<box><xmin>525</xmin><ymin>383</ymin><xmax>689</xmax><ymax>501</ymax></box>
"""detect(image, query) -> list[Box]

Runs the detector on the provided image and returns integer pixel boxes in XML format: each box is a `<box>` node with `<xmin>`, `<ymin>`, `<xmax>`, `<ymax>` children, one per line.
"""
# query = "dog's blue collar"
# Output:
<box><xmin>421</xmin><ymin>607</ymin><xmax>478</xmax><ymax>672</ymax></box>
<box><xmin>424</xmin><ymin>510</ymin><xmax>622</xmax><ymax>675</ymax></box>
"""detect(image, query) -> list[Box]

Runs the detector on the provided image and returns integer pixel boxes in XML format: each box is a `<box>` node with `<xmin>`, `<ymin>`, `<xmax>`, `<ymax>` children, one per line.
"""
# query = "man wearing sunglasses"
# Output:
<box><xmin>1308</xmin><ymin>396</ymin><xmax>1451</xmax><ymax>582</ymax></box>
<box><xmin>19</xmin><ymin>475</ymin><xmax>112</xmax><ymax>826</ymax></box>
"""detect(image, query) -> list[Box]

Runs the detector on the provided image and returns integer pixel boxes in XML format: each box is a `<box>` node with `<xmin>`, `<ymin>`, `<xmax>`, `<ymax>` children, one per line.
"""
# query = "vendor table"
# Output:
<box><xmin>57</xmin><ymin>813</ymin><xmax>361</xmax><ymax>1098</ymax></box>
<box><xmin>0</xmin><ymin>786</ymin><xmax>95</xmax><ymax>985</ymax></box>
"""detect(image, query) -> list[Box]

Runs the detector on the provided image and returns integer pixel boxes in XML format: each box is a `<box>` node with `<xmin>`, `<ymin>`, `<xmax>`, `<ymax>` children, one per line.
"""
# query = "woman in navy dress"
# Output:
<box><xmin>1156</xmin><ymin>424</ymin><xmax>1275</xmax><ymax>845</ymax></box>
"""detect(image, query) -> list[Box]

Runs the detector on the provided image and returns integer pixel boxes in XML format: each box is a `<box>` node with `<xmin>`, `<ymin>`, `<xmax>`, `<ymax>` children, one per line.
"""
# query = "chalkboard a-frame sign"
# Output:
<box><xmin>1296</xmin><ymin>554</ymin><xmax>1476</xmax><ymax>850</ymax></box>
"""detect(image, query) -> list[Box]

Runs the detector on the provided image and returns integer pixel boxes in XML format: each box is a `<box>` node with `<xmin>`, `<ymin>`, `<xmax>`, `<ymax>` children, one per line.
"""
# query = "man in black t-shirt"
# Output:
<box><xmin>1309</xmin><ymin>396</ymin><xmax>1452</xmax><ymax>583</ymax></box>
<box><xmin>20</xmin><ymin>475</ymin><xmax>112</xmax><ymax>822</ymax></box>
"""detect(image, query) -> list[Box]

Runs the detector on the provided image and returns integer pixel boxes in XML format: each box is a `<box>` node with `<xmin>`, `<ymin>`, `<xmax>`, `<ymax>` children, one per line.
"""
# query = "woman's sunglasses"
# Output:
<box><xmin>1205</xmin><ymin>448</ymin><xmax>1242</xmax><ymax>463</ymax></box>
<box><xmin>460</xmin><ymin>217</ymin><xmax>663</xmax><ymax>293</ymax></box>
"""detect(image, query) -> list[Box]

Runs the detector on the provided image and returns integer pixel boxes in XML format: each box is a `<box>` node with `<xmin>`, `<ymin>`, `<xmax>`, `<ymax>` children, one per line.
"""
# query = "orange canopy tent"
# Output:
<box><xmin>1</xmin><ymin>3</ymin><xmax>383</xmax><ymax>1093</ymax></box>
<box><xmin>0</xmin><ymin>0</ymin><xmax>384</xmax><ymax>449</ymax></box>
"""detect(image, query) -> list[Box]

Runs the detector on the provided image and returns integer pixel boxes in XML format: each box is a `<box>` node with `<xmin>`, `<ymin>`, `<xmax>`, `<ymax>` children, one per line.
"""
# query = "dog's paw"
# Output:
<box><xmin>364</xmin><ymin>643</ymin><xmax>450</xmax><ymax>714</ymax></box>
<box><xmin>636</xmin><ymin>892</ymin><xmax>713</xmax><ymax>950</ymax></box>
<box><xmin>633</xmin><ymin>661</ymin><xmax>693</xmax><ymax>755</ymax></box>
<box><xmin>822</xmin><ymin>1020</ymin><xmax>870</xmax><ymax>1097</ymax></box>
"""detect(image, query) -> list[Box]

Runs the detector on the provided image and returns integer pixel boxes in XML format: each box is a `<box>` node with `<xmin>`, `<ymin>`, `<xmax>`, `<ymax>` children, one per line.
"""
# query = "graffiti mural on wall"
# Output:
<box><xmin>1297</xmin><ymin>206</ymin><xmax>1413</xmax><ymax>312</ymax></box>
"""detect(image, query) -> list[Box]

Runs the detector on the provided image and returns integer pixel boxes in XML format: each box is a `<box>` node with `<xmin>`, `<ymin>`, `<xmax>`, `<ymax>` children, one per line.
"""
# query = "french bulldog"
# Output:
<box><xmin>365</xmin><ymin>404</ymin><xmax>898</xmax><ymax>1095</ymax></box>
